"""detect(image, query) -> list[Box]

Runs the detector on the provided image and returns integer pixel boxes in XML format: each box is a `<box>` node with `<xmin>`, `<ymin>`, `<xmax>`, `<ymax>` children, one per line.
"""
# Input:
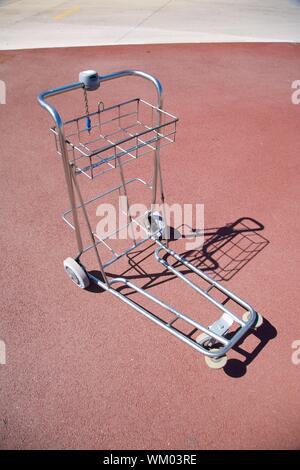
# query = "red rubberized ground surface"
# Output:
<box><xmin>0</xmin><ymin>43</ymin><xmax>300</xmax><ymax>449</ymax></box>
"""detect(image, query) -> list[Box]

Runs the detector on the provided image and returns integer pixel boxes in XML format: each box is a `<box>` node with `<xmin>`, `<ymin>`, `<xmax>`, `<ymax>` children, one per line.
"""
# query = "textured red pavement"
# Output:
<box><xmin>0</xmin><ymin>43</ymin><xmax>300</xmax><ymax>450</ymax></box>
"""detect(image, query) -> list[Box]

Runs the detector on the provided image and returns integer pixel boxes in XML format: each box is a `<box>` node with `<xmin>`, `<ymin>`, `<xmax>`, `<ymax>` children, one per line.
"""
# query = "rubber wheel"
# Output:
<box><xmin>242</xmin><ymin>311</ymin><xmax>263</xmax><ymax>328</ymax></box>
<box><xmin>63</xmin><ymin>257</ymin><xmax>90</xmax><ymax>289</ymax></box>
<box><xmin>204</xmin><ymin>348</ymin><xmax>228</xmax><ymax>369</ymax></box>
<box><xmin>147</xmin><ymin>211</ymin><xmax>165</xmax><ymax>239</ymax></box>
<box><xmin>196</xmin><ymin>332</ymin><xmax>215</xmax><ymax>349</ymax></box>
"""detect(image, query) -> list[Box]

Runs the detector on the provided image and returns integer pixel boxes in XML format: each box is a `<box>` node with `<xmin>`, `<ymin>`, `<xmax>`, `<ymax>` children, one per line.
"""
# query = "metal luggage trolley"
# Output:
<box><xmin>38</xmin><ymin>69</ymin><xmax>263</xmax><ymax>369</ymax></box>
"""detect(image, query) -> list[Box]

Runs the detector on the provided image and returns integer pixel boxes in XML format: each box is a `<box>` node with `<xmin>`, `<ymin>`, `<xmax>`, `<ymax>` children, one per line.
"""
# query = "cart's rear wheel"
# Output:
<box><xmin>147</xmin><ymin>211</ymin><xmax>166</xmax><ymax>239</ymax></box>
<box><xmin>63</xmin><ymin>257</ymin><xmax>90</xmax><ymax>289</ymax></box>
<box><xmin>204</xmin><ymin>348</ymin><xmax>228</xmax><ymax>369</ymax></box>
<box><xmin>242</xmin><ymin>311</ymin><xmax>263</xmax><ymax>329</ymax></box>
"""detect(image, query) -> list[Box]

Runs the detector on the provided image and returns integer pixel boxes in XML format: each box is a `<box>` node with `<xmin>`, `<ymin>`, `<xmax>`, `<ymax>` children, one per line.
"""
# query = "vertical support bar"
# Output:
<box><xmin>70</xmin><ymin>164</ymin><xmax>109</xmax><ymax>285</ymax></box>
<box><xmin>58</xmin><ymin>130</ymin><xmax>84</xmax><ymax>256</ymax></box>
<box><xmin>116</xmin><ymin>148</ymin><xmax>137</xmax><ymax>245</ymax></box>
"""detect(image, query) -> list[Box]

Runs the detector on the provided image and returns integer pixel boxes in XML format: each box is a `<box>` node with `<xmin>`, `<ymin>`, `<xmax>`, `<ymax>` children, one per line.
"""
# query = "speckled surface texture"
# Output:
<box><xmin>0</xmin><ymin>43</ymin><xmax>299</xmax><ymax>449</ymax></box>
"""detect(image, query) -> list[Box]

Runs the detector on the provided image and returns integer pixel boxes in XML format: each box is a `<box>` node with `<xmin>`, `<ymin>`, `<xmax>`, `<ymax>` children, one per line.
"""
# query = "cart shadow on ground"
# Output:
<box><xmin>88</xmin><ymin>216</ymin><xmax>277</xmax><ymax>378</ymax></box>
<box><xmin>222</xmin><ymin>318</ymin><xmax>277</xmax><ymax>377</ymax></box>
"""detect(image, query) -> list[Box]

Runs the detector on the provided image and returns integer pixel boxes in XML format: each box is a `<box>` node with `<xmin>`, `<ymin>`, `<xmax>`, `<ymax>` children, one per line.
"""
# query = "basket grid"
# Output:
<box><xmin>51</xmin><ymin>98</ymin><xmax>178</xmax><ymax>179</ymax></box>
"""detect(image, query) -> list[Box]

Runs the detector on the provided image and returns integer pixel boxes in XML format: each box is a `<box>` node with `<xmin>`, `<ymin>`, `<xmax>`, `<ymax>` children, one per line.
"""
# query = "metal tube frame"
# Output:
<box><xmin>38</xmin><ymin>70</ymin><xmax>258</xmax><ymax>360</ymax></box>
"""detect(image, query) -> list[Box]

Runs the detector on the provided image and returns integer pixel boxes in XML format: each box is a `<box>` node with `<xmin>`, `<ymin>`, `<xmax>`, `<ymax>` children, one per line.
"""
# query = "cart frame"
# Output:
<box><xmin>38</xmin><ymin>69</ymin><xmax>261</xmax><ymax>368</ymax></box>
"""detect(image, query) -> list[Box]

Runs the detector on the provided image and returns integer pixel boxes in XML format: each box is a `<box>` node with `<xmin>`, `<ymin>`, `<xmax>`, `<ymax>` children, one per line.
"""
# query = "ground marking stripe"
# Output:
<box><xmin>53</xmin><ymin>5</ymin><xmax>81</xmax><ymax>21</ymax></box>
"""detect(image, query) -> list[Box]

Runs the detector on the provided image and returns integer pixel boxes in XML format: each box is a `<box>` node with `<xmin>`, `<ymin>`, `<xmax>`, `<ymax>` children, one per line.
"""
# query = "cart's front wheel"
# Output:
<box><xmin>63</xmin><ymin>257</ymin><xmax>90</xmax><ymax>289</ymax></box>
<box><xmin>242</xmin><ymin>311</ymin><xmax>263</xmax><ymax>329</ymax></box>
<box><xmin>204</xmin><ymin>349</ymin><xmax>228</xmax><ymax>369</ymax></box>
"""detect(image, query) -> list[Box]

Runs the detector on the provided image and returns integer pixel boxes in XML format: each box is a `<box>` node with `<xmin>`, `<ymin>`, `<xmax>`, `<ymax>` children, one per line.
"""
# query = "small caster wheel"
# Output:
<box><xmin>63</xmin><ymin>257</ymin><xmax>90</xmax><ymax>289</ymax></box>
<box><xmin>146</xmin><ymin>211</ymin><xmax>165</xmax><ymax>239</ymax></box>
<box><xmin>204</xmin><ymin>349</ymin><xmax>228</xmax><ymax>369</ymax></box>
<box><xmin>196</xmin><ymin>332</ymin><xmax>215</xmax><ymax>349</ymax></box>
<box><xmin>242</xmin><ymin>311</ymin><xmax>263</xmax><ymax>329</ymax></box>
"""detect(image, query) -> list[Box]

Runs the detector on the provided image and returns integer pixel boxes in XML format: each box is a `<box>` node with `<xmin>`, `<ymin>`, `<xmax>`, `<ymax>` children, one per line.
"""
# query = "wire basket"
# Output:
<box><xmin>51</xmin><ymin>98</ymin><xmax>178</xmax><ymax>179</ymax></box>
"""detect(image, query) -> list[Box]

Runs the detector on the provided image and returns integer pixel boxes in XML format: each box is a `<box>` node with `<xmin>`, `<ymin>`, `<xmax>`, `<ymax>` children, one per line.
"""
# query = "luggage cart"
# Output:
<box><xmin>38</xmin><ymin>69</ymin><xmax>263</xmax><ymax>369</ymax></box>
